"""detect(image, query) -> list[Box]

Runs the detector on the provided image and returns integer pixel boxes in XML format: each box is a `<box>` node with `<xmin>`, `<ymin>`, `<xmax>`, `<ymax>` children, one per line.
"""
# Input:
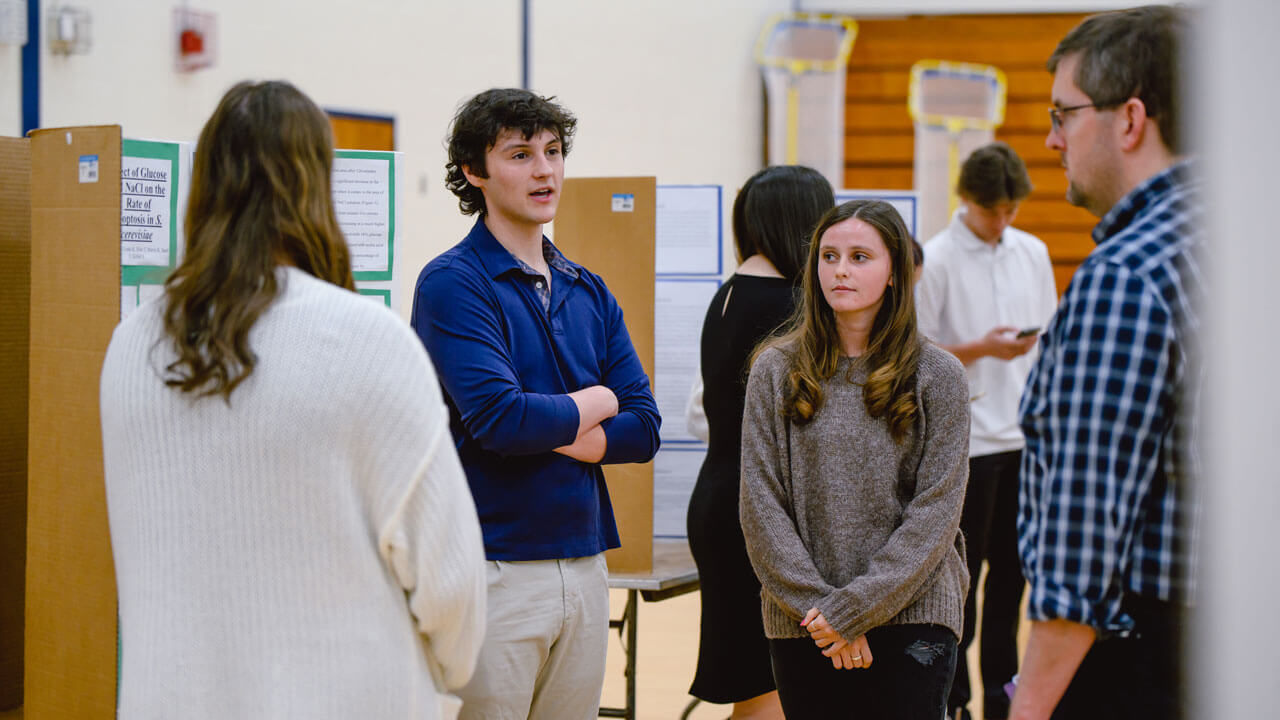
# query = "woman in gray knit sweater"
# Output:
<box><xmin>740</xmin><ymin>199</ymin><xmax>971</xmax><ymax>718</ymax></box>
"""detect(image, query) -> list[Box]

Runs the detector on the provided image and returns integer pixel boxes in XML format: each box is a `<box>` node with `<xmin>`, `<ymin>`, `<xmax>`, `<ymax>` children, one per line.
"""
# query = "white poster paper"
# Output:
<box><xmin>332</xmin><ymin>156</ymin><xmax>392</xmax><ymax>274</ymax></box>
<box><xmin>119</xmin><ymin>285</ymin><xmax>138</xmax><ymax>322</ymax></box>
<box><xmin>653</xmin><ymin>447</ymin><xmax>707</xmax><ymax>538</ymax></box>
<box><xmin>655</xmin><ymin>278</ymin><xmax>720</xmax><ymax>443</ymax></box>
<box><xmin>656</xmin><ymin>185</ymin><xmax>721</xmax><ymax>275</ymax></box>
<box><xmin>120</xmin><ymin>156</ymin><xmax>175</xmax><ymax>267</ymax></box>
<box><xmin>835</xmin><ymin>189</ymin><xmax>921</xmax><ymax>241</ymax></box>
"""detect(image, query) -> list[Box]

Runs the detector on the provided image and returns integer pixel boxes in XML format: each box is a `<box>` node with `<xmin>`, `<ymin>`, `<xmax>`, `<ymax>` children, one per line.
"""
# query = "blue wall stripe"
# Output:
<box><xmin>21</xmin><ymin>0</ymin><xmax>38</xmax><ymax>134</ymax></box>
<box><xmin>521</xmin><ymin>0</ymin><xmax>530</xmax><ymax>90</ymax></box>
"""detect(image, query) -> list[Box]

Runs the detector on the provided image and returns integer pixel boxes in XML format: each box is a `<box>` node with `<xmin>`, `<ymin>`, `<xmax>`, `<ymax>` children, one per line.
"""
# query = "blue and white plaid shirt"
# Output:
<box><xmin>1018</xmin><ymin>161</ymin><xmax>1204</xmax><ymax>635</ymax></box>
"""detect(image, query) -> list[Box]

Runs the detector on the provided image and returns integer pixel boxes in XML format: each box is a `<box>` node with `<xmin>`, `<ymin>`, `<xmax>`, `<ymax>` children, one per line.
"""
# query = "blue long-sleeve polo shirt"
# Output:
<box><xmin>411</xmin><ymin>218</ymin><xmax>661</xmax><ymax>561</ymax></box>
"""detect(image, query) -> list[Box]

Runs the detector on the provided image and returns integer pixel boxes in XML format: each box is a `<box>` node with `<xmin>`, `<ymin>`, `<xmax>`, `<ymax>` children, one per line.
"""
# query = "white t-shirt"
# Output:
<box><xmin>916</xmin><ymin>210</ymin><xmax>1059</xmax><ymax>457</ymax></box>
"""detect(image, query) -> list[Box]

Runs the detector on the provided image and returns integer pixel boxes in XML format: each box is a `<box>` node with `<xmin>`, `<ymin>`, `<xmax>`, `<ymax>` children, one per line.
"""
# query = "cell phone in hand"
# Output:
<box><xmin>1015</xmin><ymin>327</ymin><xmax>1040</xmax><ymax>339</ymax></box>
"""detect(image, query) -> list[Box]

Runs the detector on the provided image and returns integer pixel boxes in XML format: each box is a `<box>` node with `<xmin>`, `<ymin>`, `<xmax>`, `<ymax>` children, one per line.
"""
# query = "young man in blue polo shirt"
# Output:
<box><xmin>411</xmin><ymin>88</ymin><xmax>661</xmax><ymax>720</ymax></box>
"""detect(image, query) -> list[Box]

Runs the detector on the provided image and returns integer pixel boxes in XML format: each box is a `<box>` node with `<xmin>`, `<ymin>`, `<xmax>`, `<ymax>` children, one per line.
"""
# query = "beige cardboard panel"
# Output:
<box><xmin>554</xmin><ymin>177</ymin><xmax>656</xmax><ymax>378</ymax></box>
<box><xmin>30</xmin><ymin>302</ymin><xmax>118</xmax><ymax>357</ymax></box>
<box><xmin>602</xmin><ymin>462</ymin><xmax>655</xmax><ymax>573</ymax></box>
<box><xmin>28</xmin><ymin>126</ymin><xmax>123</xmax><ymax>211</ymax></box>
<box><xmin>0</xmin><ymin>135</ymin><xmax>31</xmax><ymax>709</ymax></box>
<box><xmin>26</xmin><ymin>125</ymin><xmax>121</xmax><ymax>718</ymax></box>
<box><xmin>555</xmin><ymin>177</ymin><xmax>656</xmax><ymax>573</ymax></box>
<box><xmin>31</xmin><ymin>209</ymin><xmax>125</xmax><ymax>312</ymax></box>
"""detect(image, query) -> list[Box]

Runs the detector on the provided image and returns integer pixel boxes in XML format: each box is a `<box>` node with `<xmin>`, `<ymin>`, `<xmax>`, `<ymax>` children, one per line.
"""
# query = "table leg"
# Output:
<box><xmin>599</xmin><ymin>589</ymin><xmax>638</xmax><ymax>719</ymax></box>
<box><xmin>679</xmin><ymin>697</ymin><xmax>702</xmax><ymax>719</ymax></box>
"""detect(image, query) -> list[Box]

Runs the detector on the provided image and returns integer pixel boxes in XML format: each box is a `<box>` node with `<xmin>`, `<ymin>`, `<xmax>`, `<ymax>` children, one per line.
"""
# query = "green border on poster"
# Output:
<box><xmin>337</xmin><ymin>150</ymin><xmax>396</xmax><ymax>282</ymax></box>
<box><xmin>357</xmin><ymin>287</ymin><xmax>392</xmax><ymax>308</ymax></box>
<box><xmin>120</xmin><ymin>139</ymin><xmax>181</xmax><ymax>286</ymax></box>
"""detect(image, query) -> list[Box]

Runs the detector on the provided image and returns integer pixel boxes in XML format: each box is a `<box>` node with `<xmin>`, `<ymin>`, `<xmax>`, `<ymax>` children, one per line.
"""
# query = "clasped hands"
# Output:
<box><xmin>801</xmin><ymin>607</ymin><xmax>872</xmax><ymax>670</ymax></box>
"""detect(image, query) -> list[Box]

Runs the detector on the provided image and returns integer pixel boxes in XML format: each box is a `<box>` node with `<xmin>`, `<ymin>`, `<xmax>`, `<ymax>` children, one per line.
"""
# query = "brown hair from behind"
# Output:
<box><xmin>741</xmin><ymin>165</ymin><xmax>835</xmax><ymax>283</ymax></box>
<box><xmin>753</xmin><ymin>199</ymin><xmax>922</xmax><ymax>442</ymax></box>
<box><xmin>161</xmin><ymin>80</ymin><xmax>355</xmax><ymax>401</ymax></box>
<box><xmin>730</xmin><ymin>170</ymin><xmax>764</xmax><ymax>264</ymax></box>
<box><xmin>956</xmin><ymin>142</ymin><xmax>1033</xmax><ymax>208</ymax></box>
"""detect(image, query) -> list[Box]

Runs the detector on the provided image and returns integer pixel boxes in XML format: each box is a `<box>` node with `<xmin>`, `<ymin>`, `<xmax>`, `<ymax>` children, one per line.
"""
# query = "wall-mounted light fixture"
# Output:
<box><xmin>48</xmin><ymin>5</ymin><xmax>91</xmax><ymax>56</ymax></box>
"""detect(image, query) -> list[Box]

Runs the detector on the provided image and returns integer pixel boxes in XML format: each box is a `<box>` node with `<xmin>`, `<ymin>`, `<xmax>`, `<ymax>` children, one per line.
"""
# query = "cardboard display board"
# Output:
<box><xmin>0</xmin><ymin>136</ymin><xmax>31</xmax><ymax>711</ymax></box>
<box><xmin>2</xmin><ymin>128</ymin><xmax>407</xmax><ymax>715</ymax></box>
<box><xmin>25</xmin><ymin>126</ymin><xmax>122</xmax><ymax>718</ymax></box>
<box><xmin>553</xmin><ymin>177</ymin><xmax>657</xmax><ymax>573</ymax></box>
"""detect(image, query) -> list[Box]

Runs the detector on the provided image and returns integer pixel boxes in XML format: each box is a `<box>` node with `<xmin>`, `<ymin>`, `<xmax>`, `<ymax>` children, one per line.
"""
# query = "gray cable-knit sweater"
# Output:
<box><xmin>739</xmin><ymin>340</ymin><xmax>971</xmax><ymax>642</ymax></box>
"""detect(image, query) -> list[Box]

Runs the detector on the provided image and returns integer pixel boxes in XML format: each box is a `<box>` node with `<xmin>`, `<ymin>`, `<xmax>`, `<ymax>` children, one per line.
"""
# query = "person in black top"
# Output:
<box><xmin>686</xmin><ymin>165</ymin><xmax>834</xmax><ymax>719</ymax></box>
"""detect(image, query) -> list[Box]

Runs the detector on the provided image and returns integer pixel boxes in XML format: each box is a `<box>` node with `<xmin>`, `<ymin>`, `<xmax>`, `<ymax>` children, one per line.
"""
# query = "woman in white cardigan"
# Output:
<box><xmin>100</xmin><ymin>80</ymin><xmax>486</xmax><ymax>719</ymax></box>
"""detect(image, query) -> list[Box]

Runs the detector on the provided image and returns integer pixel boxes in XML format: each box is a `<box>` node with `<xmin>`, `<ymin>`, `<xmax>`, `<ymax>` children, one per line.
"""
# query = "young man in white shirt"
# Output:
<box><xmin>916</xmin><ymin>142</ymin><xmax>1058</xmax><ymax>720</ymax></box>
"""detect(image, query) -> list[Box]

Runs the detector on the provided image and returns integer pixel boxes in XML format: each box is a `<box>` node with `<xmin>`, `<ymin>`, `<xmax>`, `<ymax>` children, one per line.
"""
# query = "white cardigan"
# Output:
<box><xmin>101</xmin><ymin>267</ymin><xmax>486</xmax><ymax>719</ymax></box>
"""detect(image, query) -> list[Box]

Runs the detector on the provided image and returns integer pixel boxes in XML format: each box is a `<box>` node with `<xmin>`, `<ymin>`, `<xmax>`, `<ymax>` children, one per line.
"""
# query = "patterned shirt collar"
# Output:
<box><xmin>1093</xmin><ymin>159</ymin><xmax>1198</xmax><ymax>247</ymax></box>
<box><xmin>504</xmin><ymin>236</ymin><xmax>579</xmax><ymax>313</ymax></box>
<box><xmin>507</xmin><ymin>239</ymin><xmax>580</xmax><ymax>282</ymax></box>
<box><xmin>464</xmin><ymin>217</ymin><xmax>581</xmax><ymax>282</ymax></box>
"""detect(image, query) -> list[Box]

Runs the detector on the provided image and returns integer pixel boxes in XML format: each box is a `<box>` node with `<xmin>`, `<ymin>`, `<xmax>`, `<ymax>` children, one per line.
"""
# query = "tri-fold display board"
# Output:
<box><xmin>553</xmin><ymin>177</ymin><xmax>657</xmax><ymax>574</ymax></box>
<box><xmin>2</xmin><ymin>125</ymin><xmax>122</xmax><ymax>717</ymax></box>
<box><xmin>0</xmin><ymin>126</ymin><xmax>405</xmax><ymax>715</ymax></box>
<box><xmin>0</xmin><ymin>132</ymin><xmax>33</xmax><ymax>713</ymax></box>
<box><xmin>554</xmin><ymin>178</ymin><xmax>726</xmax><ymax>573</ymax></box>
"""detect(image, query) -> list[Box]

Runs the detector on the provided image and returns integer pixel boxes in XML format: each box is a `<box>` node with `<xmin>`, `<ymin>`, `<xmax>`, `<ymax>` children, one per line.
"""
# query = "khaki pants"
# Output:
<box><xmin>457</xmin><ymin>554</ymin><xmax>609</xmax><ymax>720</ymax></box>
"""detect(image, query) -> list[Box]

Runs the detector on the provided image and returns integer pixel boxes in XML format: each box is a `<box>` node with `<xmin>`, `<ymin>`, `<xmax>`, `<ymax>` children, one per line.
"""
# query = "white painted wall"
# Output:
<box><xmin>0</xmin><ymin>44</ymin><xmax>17</xmax><ymax>136</ymax></box>
<box><xmin>534</xmin><ymin>0</ymin><xmax>786</xmax><ymax>262</ymax></box>
<box><xmin>15</xmin><ymin>0</ymin><xmax>802</xmax><ymax>307</ymax></box>
<box><xmin>26</xmin><ymin>0</ymin><xmax>524</xmax><ymax>309</ymax></box>
<box><xmin>802</xmin><ymin>0</ymin><xmax>1168</xmax><ymax>14</ymax></box>
<box><xmin>1198</xmin><ymin>0</ymin><xmax>1280</xmax><ymax>715</ymax></box>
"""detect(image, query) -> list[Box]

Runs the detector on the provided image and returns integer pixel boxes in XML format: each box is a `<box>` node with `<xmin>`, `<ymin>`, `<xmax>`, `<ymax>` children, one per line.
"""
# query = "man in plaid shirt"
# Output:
<box><xmin>1010</xmin><ymin>7</ymin><xmax>1202</xmax><ymax>720</ymax></box>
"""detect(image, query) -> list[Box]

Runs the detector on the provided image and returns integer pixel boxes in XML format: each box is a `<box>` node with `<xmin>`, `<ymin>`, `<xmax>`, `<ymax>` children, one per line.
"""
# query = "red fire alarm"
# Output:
<box><xmin>180</xmin><ymin>27</ymin><xmax>203</xmax><ymax>55</ymax></box>
<box><xmin>173</xmin><ymin>7</ymin><xmax>215</xmax><ymax>72</ymax></box>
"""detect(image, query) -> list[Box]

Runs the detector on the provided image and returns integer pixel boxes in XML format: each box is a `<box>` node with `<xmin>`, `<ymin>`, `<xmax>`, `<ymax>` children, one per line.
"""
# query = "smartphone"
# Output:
<box><xmin>1016</xmin><ymin>327</ymin><xmax>1040</xmax><ymax>339</ymax></box>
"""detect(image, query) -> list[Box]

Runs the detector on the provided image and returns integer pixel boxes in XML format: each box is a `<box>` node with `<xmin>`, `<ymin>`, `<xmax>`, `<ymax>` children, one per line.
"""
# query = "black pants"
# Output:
<box><xmin>1051</xmin><ymin>595</ymin><xmax>1186</xmax><ymax>720</ymax></box>
<box><xmin>770</xmin><ymin>623</ymin><xmax>956</xmax><ymax>719</ymax></box>
<box><xmin>950</xmin><ymin>450</ymin><xmax>1025</xmax><ymax>719</ymax></box>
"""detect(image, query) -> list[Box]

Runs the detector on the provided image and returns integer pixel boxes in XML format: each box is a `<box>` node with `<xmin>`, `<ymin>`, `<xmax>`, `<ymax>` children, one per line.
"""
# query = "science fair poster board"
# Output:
<box><xmin>118</xmin><ymin>142</ymin><xmax>404</xmax><ymax>319</ymax></box>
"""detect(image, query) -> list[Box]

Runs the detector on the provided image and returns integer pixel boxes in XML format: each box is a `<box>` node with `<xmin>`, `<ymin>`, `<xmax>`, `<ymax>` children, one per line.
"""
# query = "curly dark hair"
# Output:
<box><xmin>445</xmin><ymin>88</ymin><xmax>577</xmax><ymax>216</ymax></box>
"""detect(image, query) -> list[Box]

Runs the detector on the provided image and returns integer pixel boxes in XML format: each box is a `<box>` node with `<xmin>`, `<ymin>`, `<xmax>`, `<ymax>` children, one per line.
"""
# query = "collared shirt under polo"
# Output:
<box><xmin>916</xmin><ymin>211</ymin><xmax>1058</xmax><ymax>457</ymax></box>
<box><xmin>411</xmin><ymin>218</ymin><xmax>661</xmax><ymax>561</ymax></box>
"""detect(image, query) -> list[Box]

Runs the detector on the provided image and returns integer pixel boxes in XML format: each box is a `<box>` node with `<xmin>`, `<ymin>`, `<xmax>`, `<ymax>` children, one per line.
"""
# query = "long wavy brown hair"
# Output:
<box><xmin>754</xmin><ymin>199</ymin><xmax>922</xmax><ymax>442</ymax></box>
<box><xmin>161</xmin><ymin>80</ymin><xmax>355</xmax><ymax>401</ymax></box>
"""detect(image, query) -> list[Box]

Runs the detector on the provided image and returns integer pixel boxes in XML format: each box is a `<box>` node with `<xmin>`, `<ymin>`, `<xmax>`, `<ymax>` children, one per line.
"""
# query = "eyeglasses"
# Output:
<box><xmin>1047</xmin><ymin>103</ymin><xmax>1101</xmax><ymax>132</ymax></box>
